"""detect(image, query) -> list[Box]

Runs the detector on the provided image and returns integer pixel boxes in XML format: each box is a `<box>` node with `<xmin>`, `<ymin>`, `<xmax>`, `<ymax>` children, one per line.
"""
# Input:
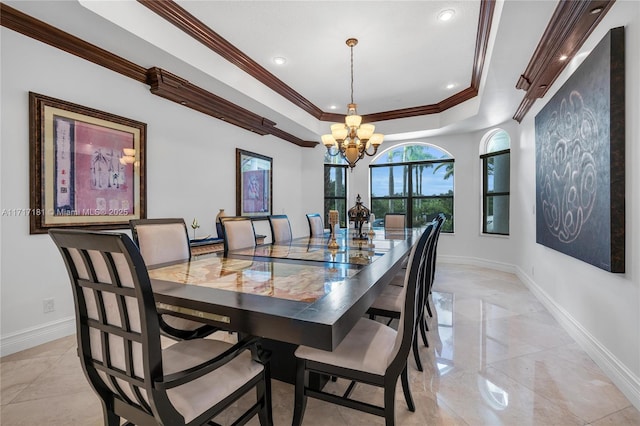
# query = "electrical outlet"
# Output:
<box><xmin>43</xmin><ymin>298</ymin><xmax>55</xmax><ymax>313</ymax></box>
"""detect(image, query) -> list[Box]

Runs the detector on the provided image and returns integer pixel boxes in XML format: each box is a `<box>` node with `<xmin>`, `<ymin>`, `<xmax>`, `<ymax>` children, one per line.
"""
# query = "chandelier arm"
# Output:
<box><xmin>362</xmin><ymin>144</ymin><xmax>380</xmax><ymax>157</ymax></box>
<box><xmin>325</xmin><ymin>147</ymin><xmax>342</xmax><ymax>157</ymax></box>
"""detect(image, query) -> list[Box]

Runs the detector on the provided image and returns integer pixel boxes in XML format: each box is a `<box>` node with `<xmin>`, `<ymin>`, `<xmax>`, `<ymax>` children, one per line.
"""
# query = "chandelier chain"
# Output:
<box><xmin>350</xmin><ymin>43</ymin><xmax>355</xmax><ymax>105</ymax></box>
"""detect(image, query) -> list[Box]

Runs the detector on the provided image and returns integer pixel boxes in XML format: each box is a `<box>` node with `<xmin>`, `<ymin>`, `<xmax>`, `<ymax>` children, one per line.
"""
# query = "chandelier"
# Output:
<box><xmin>322</xmin><ymin>38</ymin><xmax>383</xmax><ymax>170</ymax></box>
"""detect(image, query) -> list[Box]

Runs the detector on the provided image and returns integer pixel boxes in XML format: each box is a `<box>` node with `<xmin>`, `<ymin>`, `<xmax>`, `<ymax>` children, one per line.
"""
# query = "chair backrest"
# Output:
<box><xmin>306</xmin><ymin>213</ymin><xmax>324</xmax><ymax>237</ymax></box>
<box><xmin>268</xmin><ymin>215</ymin><xmax>292</xmax><ymax>243</ymax></box>
<box><xmin>428</xmin><ymin>213</ymin><xmax>447</xmax><ymax>287</ymax></box>
<box><xmin>417</xmin><ymin>218</ymin><xmax>440</xmax><ymax>317</ymax></box>
<box><xmin>384</xmin><ymin>213</ymin><xmax>406</xmax><ymax>230</ymax></box>
<box><xmin>49</xmin><ymin>229</ymin><xmax>181</xmax><ymax>421</ymax></box>
<box><xmin>386</xmin><ymin>223</ymin><xmax>435</xmax><ymax>374</ymax></box>
<box><xmin>130</xmin><ymin>218</ymin><xmax>191</xmax><ymax>266</ymax></box>
<box><xmin>220</xmin><ymin>216</ymin><xmax>257</xmax><ymax>251</ymax></box>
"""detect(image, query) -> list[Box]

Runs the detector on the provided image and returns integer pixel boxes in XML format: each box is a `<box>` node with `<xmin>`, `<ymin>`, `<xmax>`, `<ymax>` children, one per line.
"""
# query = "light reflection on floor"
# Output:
<box><xmin>2</xmin><ymin>263</ymin><xmax>638</xmax><ymax>425</ymax></box>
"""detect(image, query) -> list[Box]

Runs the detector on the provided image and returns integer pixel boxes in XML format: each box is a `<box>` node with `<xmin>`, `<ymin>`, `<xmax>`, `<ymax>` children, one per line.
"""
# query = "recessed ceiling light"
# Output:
<box><xmin>590</xmin><ymin>7</ymin><xmax>603</xmax><ymax>14</ymax></box>
<box><xmin>446</xmin><ymin>83</ymin><xmax>455</xmax><ymax>90</ymax></box>
<box><xmin>438</xmin><ymin>9</ymin><xmax>455</xmax><ymax>22</ymax></box>
<box><xmin>559</xmin><ymin>54</ymin><xmax>568</xmax><ymax>61</ymax></box>
<box><xmin>329</xmin><ymin>105</ymin><xmax>338</xmax><ymax>110</ymax></box>
<box><xmin>273</xmin><ymin>56</ymin><xmax>287</xmax><ymax>65</ymax></box>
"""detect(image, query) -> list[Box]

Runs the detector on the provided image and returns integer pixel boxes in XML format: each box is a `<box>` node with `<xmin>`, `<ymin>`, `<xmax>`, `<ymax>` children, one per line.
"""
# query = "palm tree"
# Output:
<box><xmin>433</xmin><ymin>161</ymin><xmax>454</xmax><ymax>181</ymax></box>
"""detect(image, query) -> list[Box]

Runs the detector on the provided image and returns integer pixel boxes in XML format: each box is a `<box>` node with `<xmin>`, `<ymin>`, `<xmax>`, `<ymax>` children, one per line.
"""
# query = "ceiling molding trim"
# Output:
<box><xmin>140</xmin><ymin>0</ymin><xmax>495</xmax><ymax>124</ymax></box>
<box><xmin>513</xmin><ymin>0</ymin><xmax>615</xmax><ymax>122</ymax></box>
<box><xmin>0</xmin><ymin>3</ymin><xmax>148</xmax><ymax>83</ymax></box>
<box><xmin>0</xmin><ymin>3</ymin><xmax>316</xmax><ymax>148</ymax></box>
<box><xmin>471</xmin><ymin>0</ymin><xmax>496</xmax><ymax>91</ymax></box>
<box><xmin>146</xmin><ymin>67</ymin><xmax>317</xmax><ymax>147</ymax></box>
<box><xmin>137</xmin><ymin>0</ymin><xmax>324</xmax><ymax>119</ymax></box>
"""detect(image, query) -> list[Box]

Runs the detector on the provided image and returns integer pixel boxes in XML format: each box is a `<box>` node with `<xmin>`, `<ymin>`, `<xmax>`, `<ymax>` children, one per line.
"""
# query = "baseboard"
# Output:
<box><xmin>438</xmin><ymin>254</ymin><xmax>517</xmax><ymax>274</ymax></box>
<box><xmin>437</xmin><ymin>255</ymin><xmax>640</xmax><ymax>410</ymax></box>
<box><xmin>0</xmin><ymin>316</ymin><xmax>75</xmax><ymax>357</ymax></box>
<box><xmin>514</xmin><ymin>265</ymin><xmax>640</xmax><ymax>411</ymax></box>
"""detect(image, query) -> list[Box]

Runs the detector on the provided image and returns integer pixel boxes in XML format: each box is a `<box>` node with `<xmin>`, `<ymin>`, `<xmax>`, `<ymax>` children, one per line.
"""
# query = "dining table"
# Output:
<box><xmin>149</xmin><ymin>226</ymin><xmax>422</xmax><ymax>383</ymax></box>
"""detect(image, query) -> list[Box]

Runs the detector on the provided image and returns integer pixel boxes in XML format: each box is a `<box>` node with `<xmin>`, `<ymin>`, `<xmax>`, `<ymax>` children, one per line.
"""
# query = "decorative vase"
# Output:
<box><xmin>216</xmin><ymin>209</ymin><xmax>226</xmax><ymax>223</ymax></box>
<box><xmin>215</xmin><ymin>209</ymin><xmax>226</xmax><ymax>237</ymax></box>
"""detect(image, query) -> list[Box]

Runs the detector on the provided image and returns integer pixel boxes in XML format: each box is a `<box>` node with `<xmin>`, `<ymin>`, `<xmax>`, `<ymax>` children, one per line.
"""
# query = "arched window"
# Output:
<box><xmin>324</xmin><ymin>152</ymin><xmax>348</xmax><ymax>228</ymax></box>
<box><xmin>369</xmin><ymin>143</ymin><xmax>454</xmax><ymax>232</ymax></box>
<box><xmin>480</xmin><ymin>129</ymin><xmax>510</xmax><ymax>235</ymax></box>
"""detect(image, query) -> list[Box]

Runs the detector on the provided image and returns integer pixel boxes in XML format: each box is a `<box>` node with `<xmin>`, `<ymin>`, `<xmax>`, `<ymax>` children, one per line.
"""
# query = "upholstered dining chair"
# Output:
<box><xmin>292</xmin><ymin>225</ymin><xmax>434</xmax><ymax>426</ymax></box>
<box><xmin>367</xmin><ymin>220</ymin><xmax>437</xmax><ymax>372</ymax></box>
<box><xmin>384</xmin><ymin>213</ymin><xmax>406</xmax><ymax>230</ymax></box>
<box><xmin>49</xmin><ymin>229</ymin><xmax>273</xmax><ymax>426</ymax></box>
<box><xmin>220</xmin><ymin>216</ymin><xmax>257</xmax><ymax>251</ymax></box>
<box><xmin>268</xmin><ymin>214</ymin><xmax>292</xmax><ymax>243</ymax></box>
<box><xmin>130</xmin><ymin>218</ymin><xmax>218</xmax><ymax>340</ymax></box>
<box><xmin>306</xmin><ymin>213</ymin><xmax>325</xmax><ymax>237</ymax></box>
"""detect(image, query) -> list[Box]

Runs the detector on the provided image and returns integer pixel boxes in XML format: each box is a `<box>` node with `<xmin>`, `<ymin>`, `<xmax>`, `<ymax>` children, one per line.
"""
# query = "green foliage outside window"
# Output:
<box><xmin>370</xmin><ymin>143</ymin><xmax>454</xmax><ymax>231</ymax></box>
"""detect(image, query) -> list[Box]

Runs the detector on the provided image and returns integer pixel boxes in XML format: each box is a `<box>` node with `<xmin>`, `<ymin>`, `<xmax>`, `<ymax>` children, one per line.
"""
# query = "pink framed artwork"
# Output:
<box><xmin>29</xmin><ymin>92</ymin><xmax>146</xmax><ymax>234</ymax></box>
<box><xmin>236</xmin><ymin>149</ymin><xmax>272</xmax><ymax>218</ymax></box>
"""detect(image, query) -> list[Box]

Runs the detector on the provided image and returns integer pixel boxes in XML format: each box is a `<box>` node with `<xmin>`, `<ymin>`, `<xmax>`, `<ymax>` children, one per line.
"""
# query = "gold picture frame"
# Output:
<box><xmin>29</xmin><ymin>92</ymin><xmax>146</xmax><ymax>234</ymax></box>
<box><xmin>236</xmin><ymin>149</ymin><xmax>272</xmax><ymax>218</ymax></box>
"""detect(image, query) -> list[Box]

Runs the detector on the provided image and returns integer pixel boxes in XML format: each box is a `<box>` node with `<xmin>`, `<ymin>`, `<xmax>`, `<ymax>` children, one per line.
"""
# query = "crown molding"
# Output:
<box><xmin>139</xmin><ymin>0</ymin><xmax>496</xmax><ymax>123</ymax></box>
<box><xmin>0</xmin><ymin>3</ymin><xmax>317</xmax><ymax>148</ymax></box>
<box><xmin>513</xmin><ymin>0</ymin><xmax>615</xmax><ymax>122</ymax></box>
<box><xmin>0</xmin><ymin>3</ymin><xmax>147</xmax><ymax>82</ymax></box>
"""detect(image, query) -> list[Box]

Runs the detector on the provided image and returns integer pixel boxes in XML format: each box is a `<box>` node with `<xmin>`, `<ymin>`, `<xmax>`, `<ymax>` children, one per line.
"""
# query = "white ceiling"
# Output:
<box><xmin>5</xmin><ymin>0</ymin><xmax>559</xmax><ymax>143</ymax></box>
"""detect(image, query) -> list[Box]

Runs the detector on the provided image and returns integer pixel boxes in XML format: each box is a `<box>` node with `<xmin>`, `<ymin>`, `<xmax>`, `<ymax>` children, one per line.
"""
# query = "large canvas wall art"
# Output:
<box><xmin>535</xmin><ymin>27</ymin><xmax>625</xmax><ymax>272</ymax></box>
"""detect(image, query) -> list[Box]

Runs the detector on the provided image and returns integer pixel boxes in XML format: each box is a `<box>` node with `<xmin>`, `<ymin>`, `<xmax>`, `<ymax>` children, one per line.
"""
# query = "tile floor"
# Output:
<box><xmin>1</xmin><ymin>264</ymin><xmax>639</xmax><ymax>425</ymax></box>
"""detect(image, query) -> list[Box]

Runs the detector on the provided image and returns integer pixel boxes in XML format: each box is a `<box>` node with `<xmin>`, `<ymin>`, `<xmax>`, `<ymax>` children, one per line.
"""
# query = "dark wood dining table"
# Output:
<box><xmin>149</xmin><ymin>227</ymin><xmax>421</xmax><ymax>382</ymax></box>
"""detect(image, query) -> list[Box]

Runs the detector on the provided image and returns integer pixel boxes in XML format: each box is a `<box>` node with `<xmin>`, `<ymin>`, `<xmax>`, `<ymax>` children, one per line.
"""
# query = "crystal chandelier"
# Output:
<box><xmin>322</xmin><ymin>38</ymin><xmax>383</xmax><ymax>170</ymax></box>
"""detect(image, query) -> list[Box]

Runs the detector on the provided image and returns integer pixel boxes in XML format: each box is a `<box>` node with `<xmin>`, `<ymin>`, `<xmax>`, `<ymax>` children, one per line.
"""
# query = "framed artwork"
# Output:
<box><xmin>29</xmin><ymin>92</ymin><xmax>146</xmax><ymax>234</ymax></box>
<box><xmin>236</xmin><ymin>149</ymin><xmax>272</xmax><ymax>217</ymax></box>
<box><xmin>535</xmin><ymin>27</ymin><xmax>625</xmax><ymax>272</ymax></box>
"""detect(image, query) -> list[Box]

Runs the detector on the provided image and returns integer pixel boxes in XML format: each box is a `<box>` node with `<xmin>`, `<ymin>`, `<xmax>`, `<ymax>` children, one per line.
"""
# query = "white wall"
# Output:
<box><xmin>513</xmin><ymin>0</ymin><xmax>640</xmax><ymax>409</ymax></box>
<box><xmin>0</xmin><ymin>28</ymin><xmax>310</xmax><ymax>354</ymax></box>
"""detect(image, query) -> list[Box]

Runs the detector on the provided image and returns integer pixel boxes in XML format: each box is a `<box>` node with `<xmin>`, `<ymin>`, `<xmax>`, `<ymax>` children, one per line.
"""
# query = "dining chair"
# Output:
<box><xmin>306</xmin><ymin>213</ymin><xmax>324</xmax><ymax>237</ymax></box>
<box><xmin>130</xmin><ymin>218</ymin><xmax>218</xmax><ymax>340</ymax></box>
<box><xmin>49</xmin><ymin>229</ymin><xmax>273</xmax><ymax>426</ymax></box>
<box><xmin>268</xmin><ymin>214</ymin><xmax>292</xmax><ymax>243</ymax></box>
<box><xmin>424</xmin><ymin>213</ymin><xmax>447</xmax><ymax>318</ymax></box>
<box><xmin>367</xmin><ymin>220</ymin><xmax>437</xmax><ymax>372</ymax></box>
<box><xmin>220</xmin><ymin>216</ymin><xmax>257</xmax><ymax>251</ymax></box>
<box><xmin>292</xmin><ymin>224</ymin><xmax>434</xmax><ymax>426</ymax></box>
<box><xmin>384</xmin><ymin>213</ymin><xmax>406</xmax><ymax>230</ymax></box>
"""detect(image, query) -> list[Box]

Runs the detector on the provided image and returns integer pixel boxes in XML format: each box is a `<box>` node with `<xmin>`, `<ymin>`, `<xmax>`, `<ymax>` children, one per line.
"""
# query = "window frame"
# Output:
<box><xmin>323</xmin><ymin>163</ymin><xmax>348</xmax><ymax>228</ymax></box>
<box><xmin>370</xmin><ymin>157</ymin><xmax>454</xmax><ymax>232</ymax></box>
<box><xmin>481</xmin><ymin>148</ymin><xmax>510</xmax><ymax>236</ymax></box>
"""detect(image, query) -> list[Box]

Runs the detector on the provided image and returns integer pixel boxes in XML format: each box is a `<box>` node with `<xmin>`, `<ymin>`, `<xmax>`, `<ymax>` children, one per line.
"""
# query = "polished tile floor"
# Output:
<box><xmin>2</xmin><ymin>264</ymin><xmax>639</xmax><ymax>425</ymax></box>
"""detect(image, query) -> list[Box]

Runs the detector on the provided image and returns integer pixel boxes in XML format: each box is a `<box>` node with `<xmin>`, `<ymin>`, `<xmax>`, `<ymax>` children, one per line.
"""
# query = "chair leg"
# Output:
<box><xmin>400</xmin><ymin>365</ymin><xmax>415</xmax><ymax>412</ymax></box>
<box><xmin>426</xmin><ymin>297</ymin><xmax>433</xmax><ymax>317</ymax></box>
<box><xmin>103</xmin><ymin>408</ymin><xmax>120</xmax><ymax>426</ymax></box>
<box><xmin>420</xmin><ymin>316</ymin><xmax>429</xmax><ymax>348</ymax></box>
<box><xmin>383</xmin><ymin>380</ymin><xmax>397</xmax><ymax>426</ymax></box>
<box><xmin>411</xmin><ymin>327</ymin><xmax>423</xmax><ymax>371</ymax></box>
<box><xmin>257</xmin><ymin>368</ymin><xmax>273</xmax><ymax>426</ymax></box>
<box><xmin>292</xmin><ymin>359</ymin><xmax>308</xmax><ymax>426</ymax></box>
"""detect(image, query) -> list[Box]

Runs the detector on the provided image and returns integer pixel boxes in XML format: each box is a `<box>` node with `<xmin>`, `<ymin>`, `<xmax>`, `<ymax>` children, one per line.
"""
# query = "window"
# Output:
<box><xmin>370</xmin><ymin>143</ymin><xmax>454</xmax><ymax>232</ymax></box>
<box><xmin>324</xmin><ymin>153</ymin><xmax>348</xmax><ymax>228</ymax></box>
<box><xmin>481</xmin><ymin>129</ymin><xmax>510</xmax><ymax>235</ymax></box>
